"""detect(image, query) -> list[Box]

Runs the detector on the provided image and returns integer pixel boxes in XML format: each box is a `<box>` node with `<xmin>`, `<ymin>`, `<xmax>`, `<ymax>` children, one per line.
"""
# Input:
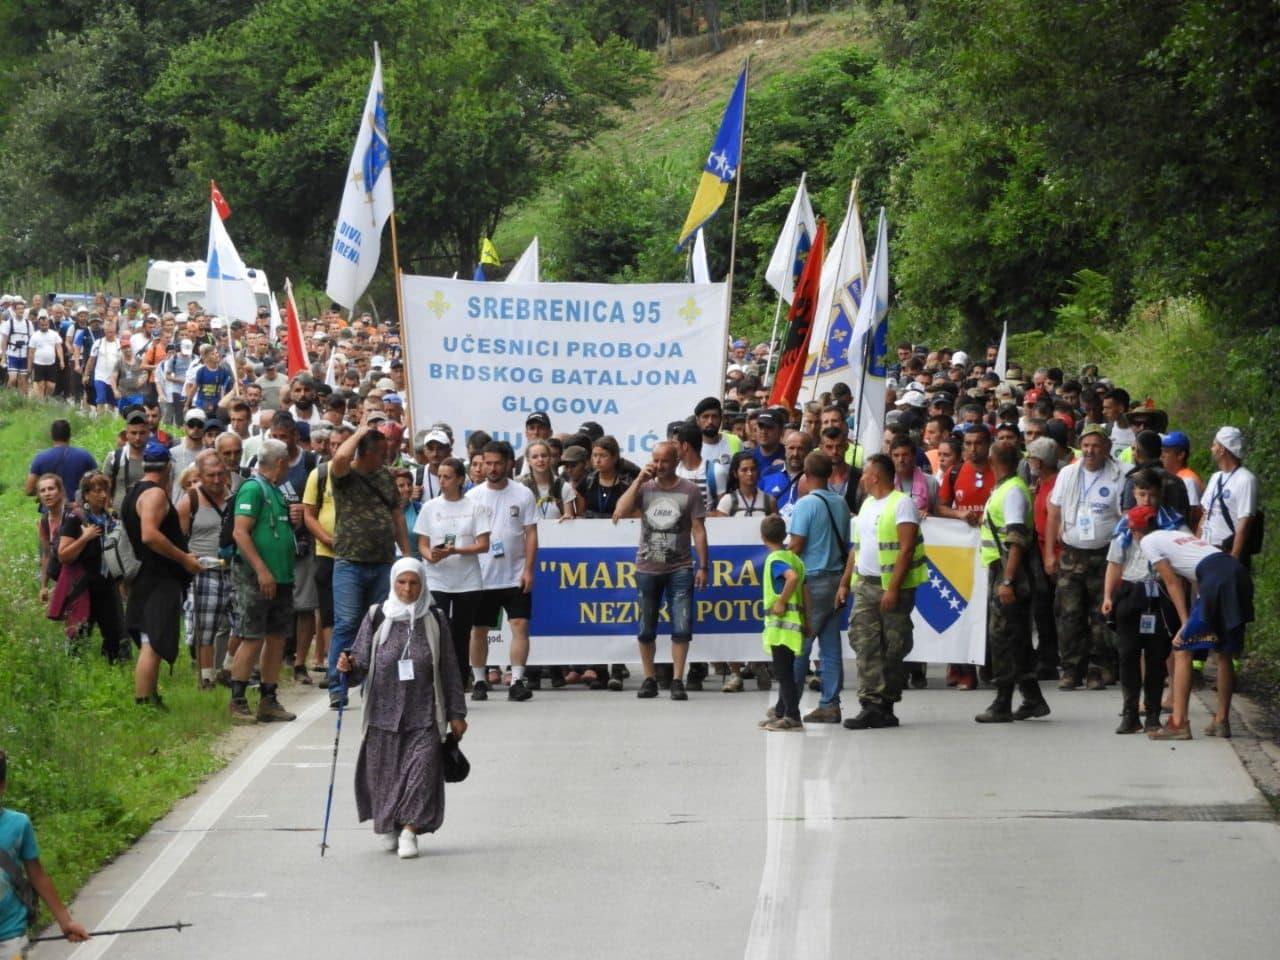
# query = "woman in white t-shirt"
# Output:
<box><xmin>712</xmin><ymin>452</ymin><xmax>777</xmax><ymax>518</ymax></box>
<box><xmin>414</xmin><ymin>457</ymin><xmax>491</xmax><ymax>685</ymax></box>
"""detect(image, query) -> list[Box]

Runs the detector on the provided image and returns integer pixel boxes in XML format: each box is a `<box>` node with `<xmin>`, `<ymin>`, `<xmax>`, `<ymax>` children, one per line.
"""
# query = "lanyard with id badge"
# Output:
<box><xmin>1076</xmin><ymin>472</ymin><xmax>1103</xmax><ymax>540</ymax></box>
<box><xmin>398</xmin><ymin>631</ymin><xmax>415</xmax><ymax>681</ymax></box>
<box><xmin>1139</xmin><ymin>578</ymin><xmax>1159</xmax><ymax>635</ymax></box>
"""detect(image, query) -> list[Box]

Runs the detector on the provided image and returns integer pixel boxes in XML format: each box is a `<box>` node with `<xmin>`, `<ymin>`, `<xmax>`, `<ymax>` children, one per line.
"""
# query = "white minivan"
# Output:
<box><xmin>142</xmin><ymin>259</ymin><xmax>271</xmax><ymax>316</ymax></box>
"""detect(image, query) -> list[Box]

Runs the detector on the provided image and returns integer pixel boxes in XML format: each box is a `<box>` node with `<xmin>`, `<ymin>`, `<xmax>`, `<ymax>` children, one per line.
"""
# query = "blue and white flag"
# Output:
<box><xmin>205</xmin><ymin>199</ymin><xmax>257</xmax><ymax>324</ymax></box>
<box><xmin>325</xmin><ymin>45</ymin><xmax>394</xmax><ymax>311</ymax></box>
<box><xmin>910</xmin><ymin>519</ymin><xmax>988</xmax><ymax>665</ymax></box>
<box><xmin>802</xmin><ymin>182</ymin><xmax>866</xmax><ymax>397</ymax></box>
<box><xmin>764</xmin><ymin>172</ymin><xmax>817</xmax><ymax>305</ymax></box>
<box><xmin>851</xmin><ymin>207</ymin><xmax>890</xmax><ymax>459</ymax></box>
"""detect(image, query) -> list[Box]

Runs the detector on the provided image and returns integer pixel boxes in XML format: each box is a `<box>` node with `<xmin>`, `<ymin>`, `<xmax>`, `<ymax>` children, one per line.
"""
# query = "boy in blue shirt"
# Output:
<box><xmin>0</xmin><ymin>751</ymin><xmax>89</xmax><ymax>955</ymax></box>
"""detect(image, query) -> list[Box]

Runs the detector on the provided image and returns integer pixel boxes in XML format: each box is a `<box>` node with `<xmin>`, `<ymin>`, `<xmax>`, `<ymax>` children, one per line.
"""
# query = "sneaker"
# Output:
<box><xmin>1148</xmin><ymin>722</ymin><xmax>1192</xmax><ymax>741</ymax></box>
<box><xmin>293</xmin><ymin>665</ymin><xmax>313</xmax><ymax>686</ymax></box>
<box><xmin>397</xmin><ymin>828</ymin><xmax>419</xmax><ymax>859</ymax></box>
<box><xmin>670</xmin><ymin>679</ymin><xmax>688</xmax><ymax>701</ymax></box>
<box><xmin>1057</xmin><ymin>669</ymin><xmax>1081</xmax><ymax>691</ymax></box>
<box><xmin>722</xmin><ymin>674</ymin><xmax>744</xmax><ymax>693</ymax></box>
<box><xmin>607</xmin><ymin>677</ymin><xmax>624</xmax><ymax>692</ymax></box>
<box><xmin>803</xmin><ymin>705</ymin><xmax>842</xmax><ymax>724</ymax></box>
<box><xmin>757</xmin><ymin>708</ymin><xmax>779</xmax><ymax>728</ymax></box>
<box><xmin>317</xmin><ymin>675</ymin><xmax>331</xmax><ymax>689</ymax></box>
<box><xmin>1204</xmin><ymin>718</ymin><xmax>1231</xmax><ymax>738</ymax></box>
<box><xmin>471</xmin><ymin>681</ymin><xmax>489</xmax><ymax>701</ymax></box>
<box><xmin>257</xmin><ymin>695</ymin><xmax>297</xmax><ymax>722</ymax></box>
<box><xmin>508</xmin><ymin>678</ymin><xmax>533</xmax><ymax>702</ymax></box>
<box><xmin>636</xmin><ymin>677</ymin><xmax>658</xmax><ymax>699</ymax></box>
<box><xmin>329</xmin><ymin>693</ymin><xmax>348</xmax><ymax>710</ymax></box>
<box><xmin>229</xmin><ymin>698</ymin><xmax>258</xmax><ymax>724</ymax></box>
<box><xmin>764</xmin><ymin>717</ymin><xmax>804</xmax><ymax>732</ymax></box>
<box><xmin>1085</xmin><ymin>668</ymin><xmax>1106</xmax><ymax>691</ymax></box>
<box><xmin>379</xmin><ymin>832</ymin><xmax>398</xmax><ymax>853</ymax></box>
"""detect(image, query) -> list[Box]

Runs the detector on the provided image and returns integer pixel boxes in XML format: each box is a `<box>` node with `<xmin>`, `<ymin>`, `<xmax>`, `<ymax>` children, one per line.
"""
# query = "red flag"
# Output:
<box><xmin>284</xmin><ymin>279</ymin><xmax>308</xmax><ymax>377</ymax></box>
<box><xmin>210</xmin><ymin>179</ymin><xmax>231</xmax><ymax>220</ymax></box>
<box><xmin>768</xmin><ymin>219</ymin><xmax>826</xmax><ymax>409</ymax></box>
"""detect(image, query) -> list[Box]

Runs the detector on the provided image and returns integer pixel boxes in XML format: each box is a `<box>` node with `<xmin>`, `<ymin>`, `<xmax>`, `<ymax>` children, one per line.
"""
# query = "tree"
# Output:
<box><xmin>153</xmin><ymin>0</ymin><xmax>653</xmax><ymax>286</ymax></box>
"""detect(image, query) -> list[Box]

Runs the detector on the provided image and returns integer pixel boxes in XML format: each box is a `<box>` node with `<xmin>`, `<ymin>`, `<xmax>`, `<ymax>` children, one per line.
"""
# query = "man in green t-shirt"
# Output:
<box><xmin>229</xmin><ymin>437</ymin><xmax>297</xmax><ymax>724</ymax></box>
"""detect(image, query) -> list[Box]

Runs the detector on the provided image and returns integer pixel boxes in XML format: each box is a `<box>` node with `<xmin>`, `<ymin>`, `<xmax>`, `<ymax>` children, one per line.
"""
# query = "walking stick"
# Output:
<box><xmin>320</xmin><ymin>673</ymin><xmax>348</xmax><ymax>857</ymax></box>
<box><xmin>30</xmin><ymin>920</ymin><xmax>191</xmax><ymax>942</ymax></box>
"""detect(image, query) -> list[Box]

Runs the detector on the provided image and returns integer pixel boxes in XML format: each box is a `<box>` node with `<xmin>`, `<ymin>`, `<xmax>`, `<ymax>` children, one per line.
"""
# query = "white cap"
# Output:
<box><xmin>896</xmin><ymin>391</ymin><xmax>928</xmax><ymax>409</ymax></box>
<box><xmin>1215</xmin><ymin>426</ymin><xmax>1245</xmax><ymax>459</ymax></box>
<box><xmin>184</xmin><ymin>408</ymin><xmax>207</xmax><ymax>424</ymax></box>
<box><xmin>180</xmin><ymin>339</ymin><xmax>194</xmax><ymax>356</ymax></box>
<box><xmin>375</xmin><ymin>377</ymin><xmax>396</xmax><ymax>392</ymax></box>
<box><xmin>210</xmin><ymin>317</ymin><xmax>225</xmax><ymax>329</ymax></box>
<box><xmin>37</xmin><ymin>308</ymin><xmax>48</xmax><ymax>319</ymax></box>
<box><xmin>370</xmin><ymin>354</ymin><xmax>387</xmax><ymax>370</ymax></box>
<box><xmin>951</xmin><ymin>350</ymin><xmax>970</xmax><ymax>367</ymax></box>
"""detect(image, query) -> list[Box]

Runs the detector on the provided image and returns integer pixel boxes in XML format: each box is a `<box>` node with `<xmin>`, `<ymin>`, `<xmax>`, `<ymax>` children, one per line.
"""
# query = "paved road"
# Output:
<box><xmin>39</xmin><ymin>669</ymin><xmax>1280</xmax><ymax>960</ymax></box>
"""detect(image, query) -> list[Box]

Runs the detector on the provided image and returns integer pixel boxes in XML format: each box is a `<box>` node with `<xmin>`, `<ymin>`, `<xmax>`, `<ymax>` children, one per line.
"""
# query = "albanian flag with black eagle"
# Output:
<box><xmin>768</xmin><ymin>218</ymin><xmax>826</xmax><ymax>409</ymax></box>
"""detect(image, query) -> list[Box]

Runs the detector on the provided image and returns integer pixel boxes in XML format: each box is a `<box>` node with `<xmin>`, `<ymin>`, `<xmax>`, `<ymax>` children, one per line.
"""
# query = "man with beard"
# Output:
<box><xmin>695</xmin><ymin>396</ymin><xmax>741</xmax><ymax>469</ymax></box>
<box><xmin>287</xmin><ymin>373</ymin><xmax>323</xmax><ymax>427</ymax></box>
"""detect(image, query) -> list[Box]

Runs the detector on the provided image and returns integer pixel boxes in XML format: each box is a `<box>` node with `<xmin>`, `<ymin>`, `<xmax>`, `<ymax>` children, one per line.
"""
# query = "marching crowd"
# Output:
<box><xmin>11</xmin><ymin>295</ymin><xmax>1261</xmax><ymax>744</ymax></box>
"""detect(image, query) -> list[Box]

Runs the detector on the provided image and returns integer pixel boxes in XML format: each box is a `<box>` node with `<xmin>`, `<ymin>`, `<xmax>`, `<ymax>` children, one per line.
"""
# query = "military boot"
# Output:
<box><xmin>1012</xmin><ymin>680</ymin><xmax>1051</xmax><ymax>720</ymax></box>
<box><xmin>1115</xmin><ymin>691</ymin><xmax>1142</xmax><ymax>734</ymax></box>
<box><xmin>974</xmin><ymin>685</ymin><xmax>1014</xmax><ymax>723</ymax></box>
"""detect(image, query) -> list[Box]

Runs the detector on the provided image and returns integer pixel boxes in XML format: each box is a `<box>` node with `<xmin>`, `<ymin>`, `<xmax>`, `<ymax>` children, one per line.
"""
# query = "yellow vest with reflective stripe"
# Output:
<box><xmin>980</xmin><ymin>475</ymin><xmax>1032</xmax><ymax>567</ymax></box>
<box><xmin>762</xmin><ymin>549</ymin><xmax>805</xmax><ymax>655</ymax></box>
<box><xmin>852</xmin><ymin>490</ymin><xmax>927</xmax><ymax>589</ymax></box>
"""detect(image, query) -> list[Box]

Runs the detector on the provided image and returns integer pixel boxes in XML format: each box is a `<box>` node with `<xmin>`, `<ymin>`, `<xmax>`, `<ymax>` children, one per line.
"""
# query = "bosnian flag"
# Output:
<box><xmin>908</xmin><ymin>519</ymin><xmax>989</xmax><ymax>665</ymax></box>
<box><xmin>764</xmin><ymin>172</ymin><xmax>817</xmax><ymax>305</ymax></box>
<box><xmin>850</xmin><ymin>207</ymin><xmax>890</xmax><ymax>460</ymax></box>
<box><xmin>803</xmin><ymin>181</ymin><xmax>866</xmax><ymax>397</ymax></box>
<box><xmin>325</xmin><ymin>44</ymin><xmax>394</xmax><ymax>310</ymax></box>
<box><xmin>205</xmin><ymin>181</ymin><xmax>257</xmax><ymax>324</ymax></box>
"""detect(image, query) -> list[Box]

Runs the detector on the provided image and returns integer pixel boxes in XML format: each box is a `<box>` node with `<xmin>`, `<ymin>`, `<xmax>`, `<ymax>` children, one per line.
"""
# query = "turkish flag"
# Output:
<box><xmin>768</xmin><ymin>218</ymin><xmax>826</xmax><ymax>409</ymax></box>
<box><xmin>210</xmin><ymin>180</ymin><xmax>232</xmax><ymax>221</ymax></box>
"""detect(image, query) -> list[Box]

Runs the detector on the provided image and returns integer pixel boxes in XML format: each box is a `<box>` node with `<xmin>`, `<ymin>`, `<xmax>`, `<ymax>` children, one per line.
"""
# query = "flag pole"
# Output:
<box><xmin>388</xmin><ymin>210</ymin><xmax>414</xmax><ymax>440</ymax></box>
<box><xmin>762</xmin><ymin>295</ymin><xmax>784</xmax><ymax>385</ymax></box>
<box><xmin>809</xmin><ymin>177</ymin><xmax>857</xmax><ymax>402</ymax></box>
<box><xmin>718</xmin><ymin>56</ymin><xmax>750</xmax><ymax>386</ymax></box>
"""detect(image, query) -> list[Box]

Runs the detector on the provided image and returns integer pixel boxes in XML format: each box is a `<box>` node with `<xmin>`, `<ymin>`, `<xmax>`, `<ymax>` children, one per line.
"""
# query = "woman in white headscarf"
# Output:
<box><xmin>338</xmin><ymin>557</ymin><xmax>467</xmax><ymax>859</ymax></box>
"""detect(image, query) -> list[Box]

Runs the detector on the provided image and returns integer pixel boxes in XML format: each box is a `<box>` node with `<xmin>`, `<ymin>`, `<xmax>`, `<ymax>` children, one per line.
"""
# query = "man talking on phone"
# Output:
<box><xmin>614</xmin><ymin>441</ymin><xmax>709</xmax><ymax>701</ymax></box>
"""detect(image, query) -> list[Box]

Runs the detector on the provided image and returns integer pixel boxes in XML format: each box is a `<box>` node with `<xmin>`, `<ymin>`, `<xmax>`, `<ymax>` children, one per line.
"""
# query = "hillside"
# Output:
<box><xmin>494</xmin><ymin>13</ymin><xmax>863</xmax><ymax>262</ymax></box>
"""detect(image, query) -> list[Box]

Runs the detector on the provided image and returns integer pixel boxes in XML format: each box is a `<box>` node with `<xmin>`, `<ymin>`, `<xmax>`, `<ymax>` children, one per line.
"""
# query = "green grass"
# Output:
<box><xmin>0</xmin><ymin>394</ymin><xmax>232</xmax><ymax>919</ymax></box>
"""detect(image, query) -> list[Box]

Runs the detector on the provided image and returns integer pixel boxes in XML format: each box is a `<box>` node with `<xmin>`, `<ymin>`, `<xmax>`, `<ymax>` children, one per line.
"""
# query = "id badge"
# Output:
<box><xmin>491</xmin><ymin>539</ymin><xmax>506</xmax><ymax>558</ymax></box>
<box><xmin>1144</xmin><ymin>580</ymin><xmax>1159</xmax><ymax>598</ymax></box>
<box><xmin>1076</xmin><ymin>513</ymin><xmax>1095</xmax><ymax>540</ymax></box>
<box><xmin>398</xmin><ymin>658</ymin><xmax>415</xmax><ymax>682</ymax></box>
<box><xmin>1139</xmin><ymin>614</ymin><xmax>1157</xmax><ymax>635</ymax></box>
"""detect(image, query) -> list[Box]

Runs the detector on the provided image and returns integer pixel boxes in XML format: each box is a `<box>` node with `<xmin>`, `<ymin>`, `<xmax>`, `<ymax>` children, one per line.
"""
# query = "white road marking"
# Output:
<box><xmin>69</xmin><ymin>698</ymin><xmax>332</xmax><ymax>960</ymax></box>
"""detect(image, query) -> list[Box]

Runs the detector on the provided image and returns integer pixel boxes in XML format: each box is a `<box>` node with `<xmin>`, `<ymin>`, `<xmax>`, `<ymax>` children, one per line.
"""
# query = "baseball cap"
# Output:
<box><xmin>1079</xmin><ymin>424</ymin><xmax>1110</xmax><ymax>441</ymax></box>
<box><xmin>1126</xmin><ymin>505</ymin><xmax>1158</xmax><ymax>533</ymax></box>
<box><xmin>756</xmin><ymin>412</ymin><xmax>780</xmax><ymax>429</ymax></box>
<box><xmin>1215</xmin><ymin>425</ymin><xmax>1245</xmax><ymax>459</ymax></box>
<box><xmin>1161</xmin><ymin>430</ymin><xmax>1190</xmax><ymax>451</ymax></box>
<box><xmin>896</xmin><ymin>391</ymin><xmax>928</xmax><ymax>409</ymax></box>
<box><xmin>184</xmin><ymin>409</ymin><xmax>207</xmax><ymax>425</ymax></box>
<box><xmin>123</xmin><ymin>407</ymin><xmax>149</xmax><ymax>425</ymax></box>
<box><xmin>526</xmin><ymin>411</ymin><xmax>551</xmax><ymax>428</ymax></box>
<box><xmin>370</xmin><ymin>355</ymin><xmax>387</xmax><ymax>370</ymax></box>
<box><xmin>951</xmin><ymin>350</ymin><xmax>970</xmax><ymax>367</ymax></box>
<box><xmin>179</xmin><ymin>339</ymin><xmax>194</xmax><ymax>356</ymax></box>
<box><xmin>263</xmin><ymin>356</ymin><xmax>277</xmax><ymax>368</ymax></box>
<box><xmin>561</xmin><ymin>445</ymin><xmax>588</xmax><ymax>464</ymax></box>
<box><xmin>732</xmin><ymin>338</ymin><xmax>747</xmax><ymax>348</ymax></box>
<box><xmin>1026</xmin><ymin>437</ymin><xmax>1059</xmax><ymax>464</ymax></box>
<box><xmin>375</xmin><ymin>377</ymin><xmax>396</xmax><ymax>392</ymax></box>
<box><xmin>382</xmin><ymin>393</ymin><xmax>403</xmax><ymax>407</ymax></box>
<box><xmin>420</xmin><ymin>429</ymin><xmax>451</xmax><ymax>448</ymax></box>
<box><xmin>204</xmin><ymin>419</ymin><xmax>224</xmax><ymax>433</ymax></box>
<box><xmin>142</xmin><ymin>440</ymin><xmax>171</xmax><ymax>467</ymax></box>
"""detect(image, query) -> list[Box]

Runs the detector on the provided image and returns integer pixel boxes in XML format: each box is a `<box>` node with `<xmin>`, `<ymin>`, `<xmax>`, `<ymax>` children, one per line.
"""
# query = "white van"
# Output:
<box><xmin>142</xmin><ymin>259</ymin><xmax>271</xmax><ymax>316</ymax></box>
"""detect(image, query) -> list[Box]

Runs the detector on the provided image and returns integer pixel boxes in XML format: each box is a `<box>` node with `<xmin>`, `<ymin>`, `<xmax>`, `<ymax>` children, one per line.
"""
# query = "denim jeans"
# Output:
<box><xmin>796</xmin><ymin>571</ymin><xmax>844</xmax><ymax>709</ymax></box>
<box><xmin>636</xmin><ymin>567</ymin><xmax>694</xmax><ymax>643</ymax></box>
<box><xmin>327</xmin><ymin>559</ymin><xmax>392</xmax><ymax>687</ymax></box>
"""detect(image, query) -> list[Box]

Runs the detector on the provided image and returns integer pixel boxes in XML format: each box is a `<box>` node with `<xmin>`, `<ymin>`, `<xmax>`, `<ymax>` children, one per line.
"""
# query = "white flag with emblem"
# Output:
<box><xmin>205</xmin><ymin>202</ymin><xmax>257</xmax><ymax>324</ymax></box>
<box><xmin>325</xmin><ymin>45</ymin><xmax>394</xmax><ymax>311</ymax></box>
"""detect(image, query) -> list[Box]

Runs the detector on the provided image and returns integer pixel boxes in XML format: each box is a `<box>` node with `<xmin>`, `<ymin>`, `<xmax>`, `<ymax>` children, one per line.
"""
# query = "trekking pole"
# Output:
<box><xmin>30</xmin><ymin>920</ymin><xmax>191</xmax><ymax>942</ymax></box>
<box><xmin>320</xmin><ymin>673</ymin><xmax>348</xmax><ymax>857</ymax></box>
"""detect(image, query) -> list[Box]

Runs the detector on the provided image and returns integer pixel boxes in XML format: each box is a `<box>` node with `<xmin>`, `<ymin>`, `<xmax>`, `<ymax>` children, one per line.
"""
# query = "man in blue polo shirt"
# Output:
<box><xmin>26</xmin><ymin>420</ymin><xmax>97</xmax><ymax>500</ymax></box>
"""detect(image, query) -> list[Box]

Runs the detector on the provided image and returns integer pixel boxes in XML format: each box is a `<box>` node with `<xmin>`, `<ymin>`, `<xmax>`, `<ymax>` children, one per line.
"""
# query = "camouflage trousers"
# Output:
<box><xmin>849</xmin><ymin>580</ymin><xmax>916</xmax><ymax>706</ymax></box>
<box><xmin>987</xmin><ymin>563</ymin><xmax>1035</xmax><ymax>686</ymax></box>
<box><xmin>1054</xmin><ymin>545</ymin><xmax>1115</xmax><ymax>673</ymax></box>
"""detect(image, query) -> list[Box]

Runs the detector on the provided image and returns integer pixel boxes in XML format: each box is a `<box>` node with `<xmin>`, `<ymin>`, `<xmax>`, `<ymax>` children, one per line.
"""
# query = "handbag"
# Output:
<box><xmin>441</xmin><ymin>733</ymin><xmax>470</xmax><ymax>783</ymax></box>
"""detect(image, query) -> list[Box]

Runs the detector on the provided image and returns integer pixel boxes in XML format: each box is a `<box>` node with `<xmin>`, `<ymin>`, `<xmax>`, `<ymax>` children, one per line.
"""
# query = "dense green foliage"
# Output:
<box><xmin>0</xmin><ymin>396</ymin><xmax>232</xmax><ymax>916</ymax></box>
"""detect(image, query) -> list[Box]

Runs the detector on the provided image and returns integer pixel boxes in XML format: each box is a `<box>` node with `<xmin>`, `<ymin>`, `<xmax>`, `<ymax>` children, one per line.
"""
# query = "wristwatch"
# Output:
<box><xmin>999</xmin><ymin>578</ymin><xmax>1013</xmax><ymax>587</ymax></box>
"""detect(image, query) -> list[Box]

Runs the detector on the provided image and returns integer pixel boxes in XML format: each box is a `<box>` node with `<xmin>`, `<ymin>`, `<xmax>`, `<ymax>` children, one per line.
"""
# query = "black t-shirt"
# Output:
<box><xmin>60</xmin><ymin>508</ymin><xmax>109</xmax><ymax>577</ymax></box>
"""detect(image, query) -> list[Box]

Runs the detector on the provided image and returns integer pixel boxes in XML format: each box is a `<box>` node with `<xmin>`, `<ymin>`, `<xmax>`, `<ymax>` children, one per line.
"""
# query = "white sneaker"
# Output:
<box><xmin>378</xmin><ymin>832</ymin><xmax>398</xmax><ymax>852</ymax></box>
<box><xmin>397</xmin><ymin>828</ymin><xmax>418</xmax><ymax>859</ymax></box>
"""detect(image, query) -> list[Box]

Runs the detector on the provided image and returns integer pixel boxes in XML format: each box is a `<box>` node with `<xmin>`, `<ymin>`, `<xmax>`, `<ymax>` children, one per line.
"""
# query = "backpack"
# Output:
<box><xmin>102</xmin><ymin>518</ymin><xmax>140</xmax><ymax>582</ymax></box>
<box><xmin>0</xmin><ymin>844</ymin><xmax>38</xmax><ymax>929</ymax></box>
